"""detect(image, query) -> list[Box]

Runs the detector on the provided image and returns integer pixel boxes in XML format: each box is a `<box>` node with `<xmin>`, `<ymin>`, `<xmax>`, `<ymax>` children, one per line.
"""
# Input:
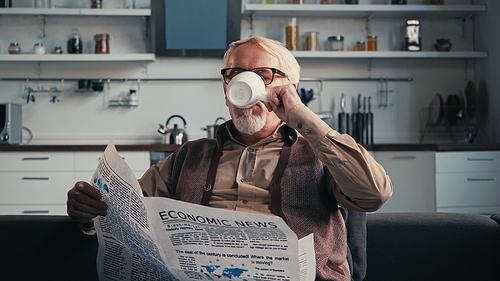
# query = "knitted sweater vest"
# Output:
<box><xmin>168</xmin><ymin>138</ymin><xmax>349</xmax><ymax>281</ymax></box>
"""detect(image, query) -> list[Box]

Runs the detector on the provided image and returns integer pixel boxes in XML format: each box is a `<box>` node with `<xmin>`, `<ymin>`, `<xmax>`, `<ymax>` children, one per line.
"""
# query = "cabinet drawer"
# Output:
<box><xmin>0</xmin><ymin>205</ymin><xmax>67</xmax><ymax>215</ymax></box>
<box><xmin>74</xmin><ymin>151</ymin><xmax>150</xmax><ymax>171</ymax></box>
<box><xmin>0</xmin><ymin>172</ymin><xmax>74</xmax><ymax>205</ymax></box>
<box><xmin>0</xmin><ymin>152</ymin><xmax>74</xmax><ymax>172</ymax></box>
<box><xmin>436</xmin><ymin>172</ymin><xmax>500</xmax><ymax>207</ymax></box>
<box><xmin>436</xmin><ymin>151</ymin><xmax>500</xmax><ymax>173</ymax></box>
<box><xmin>374</xmin><ymin>151</ymin><xmax>436</xmax><ymax>213</ymax></box>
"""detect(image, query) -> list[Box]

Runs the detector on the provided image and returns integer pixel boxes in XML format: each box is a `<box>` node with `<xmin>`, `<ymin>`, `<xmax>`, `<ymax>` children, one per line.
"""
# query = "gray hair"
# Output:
<box><xmin>223</xmin><ymin>37</ymin><xmax>301</xmax><ymax>85</ymax></box>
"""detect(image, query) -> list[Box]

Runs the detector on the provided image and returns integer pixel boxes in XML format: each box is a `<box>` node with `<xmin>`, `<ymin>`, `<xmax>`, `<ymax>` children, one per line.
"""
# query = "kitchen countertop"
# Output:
<box><xmin>1</xmin><ymin>143</ymin><xmax>500</xmax><ymax>152</ymax></box>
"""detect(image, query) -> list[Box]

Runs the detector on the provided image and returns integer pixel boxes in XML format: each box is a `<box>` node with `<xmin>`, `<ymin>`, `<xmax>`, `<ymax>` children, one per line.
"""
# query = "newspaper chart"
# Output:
<box><xmin>92</xmin><ymin>140</ymin><xmax>315</xmax><ymax>281</ymax></box>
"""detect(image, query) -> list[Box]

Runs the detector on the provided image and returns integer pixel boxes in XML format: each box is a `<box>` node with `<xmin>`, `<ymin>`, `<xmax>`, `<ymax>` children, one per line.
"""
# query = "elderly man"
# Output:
<box><xmin>67</xmin><ymin>36</ymin><xmax>392</xmax><ymax>281</ymax></box>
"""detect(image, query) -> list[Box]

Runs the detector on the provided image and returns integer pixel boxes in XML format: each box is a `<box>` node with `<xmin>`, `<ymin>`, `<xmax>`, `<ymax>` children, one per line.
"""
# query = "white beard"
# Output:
<box><xmin>232</xmin><ymin>102</ymin><xmax>267</xmax><ymax>135</ymax></box>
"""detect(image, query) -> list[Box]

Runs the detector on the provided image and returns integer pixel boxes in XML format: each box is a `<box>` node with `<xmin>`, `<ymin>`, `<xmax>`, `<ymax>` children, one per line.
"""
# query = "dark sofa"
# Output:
<box><xmin>0</xmin><ymin>212</ymin><xmax>499</xmax><ymax>281</ymax></box>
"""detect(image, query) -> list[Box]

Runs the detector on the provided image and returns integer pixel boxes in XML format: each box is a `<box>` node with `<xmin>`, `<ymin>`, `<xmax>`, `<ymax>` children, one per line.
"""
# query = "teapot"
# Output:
<box><xmin>158</xmin><ymin>115</ymin><xmax>188</xmax><ymax>145</ymax></box>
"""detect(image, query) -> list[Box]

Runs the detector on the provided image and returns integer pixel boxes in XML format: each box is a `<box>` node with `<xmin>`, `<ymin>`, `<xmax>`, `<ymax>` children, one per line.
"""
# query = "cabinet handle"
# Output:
<box><xmin>467</xmin><ymin>157</ymin><xmax>494</xmax><ymax>161</ymax></box>
<box><xmin>392</xmin><ymin>156</ymin><xmax>416</xmax><ymax>160</ymax></box>
<box><xmin>22</xmin><ymin>157</ymin><xmax>49</xmax><ymax>161</ymax></box>
<box><xmin>467</xmin><ymin>177</ymin><xmax>494</xmax><ymax>181</ymax></box>
<box><xmin>22</xmin><ymin>177</ymin><xmax>49</xmax><ymax>180</ymax></box>
<box><xmin>22</xmin><ymin>210</ymin><xmax>49</xmax><ymax>214</ymax></box>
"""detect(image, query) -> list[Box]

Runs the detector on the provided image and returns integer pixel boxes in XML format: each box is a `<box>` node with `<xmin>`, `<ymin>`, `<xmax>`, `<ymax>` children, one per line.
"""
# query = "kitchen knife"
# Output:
<box><xmin>357</xmin><ymin>94</ymin><xmax>362</xmax><ymax>143</ymax></box>
<box><xmin>362</xmin><ymin>96</ymin><xmax>367</xmax><ymax>145</ymax></box>
<box><xmin>368</xmin><ymin>96</ymin><xmax>373</xmax><ymax>145</ymax></box>
<box><xmin>346</xmin><ymin>112</ymin><xmax>350</xmax><ymax>136</ymax></box>
<box><xmin>338</xmin><ymin>93</ymin><xmax>346</xmax><ymax>133</ymax></box>
<box><xmin>351</xmin><ymin>99</ymin><xmax>357</xmax><ymax>141</ymax></box>
<box><xmin>363</xmin><ymin>97</ymin><xmax>370</xmax><ymax>144</ymax></box>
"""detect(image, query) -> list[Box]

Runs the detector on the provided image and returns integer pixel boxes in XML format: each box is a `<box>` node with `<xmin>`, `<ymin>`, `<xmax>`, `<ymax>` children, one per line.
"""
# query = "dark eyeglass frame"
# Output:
<box><xmin>221</xmin><ymin>67</ymin><xmax>288</xmax><ymax>85</ymax></box>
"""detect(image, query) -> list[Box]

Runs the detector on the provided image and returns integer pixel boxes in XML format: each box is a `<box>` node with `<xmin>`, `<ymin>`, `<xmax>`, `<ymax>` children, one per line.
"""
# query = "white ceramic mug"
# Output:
<box><xmin>226</xmin><ymin>72</ymin><xmax>268</xmax><ymax>108</ymax></box>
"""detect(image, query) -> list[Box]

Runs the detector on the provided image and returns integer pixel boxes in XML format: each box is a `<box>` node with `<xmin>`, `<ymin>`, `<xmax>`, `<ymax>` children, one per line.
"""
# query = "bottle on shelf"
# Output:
<box><xmin>286</xmin><ymin>17</ymin><xmax>299</xmax><ymax>51</ymax></box>
<box><xmin>8</xmin><ymin>42</ymin><xmax>21</xmax><ymax>54</ymax></box>
<box><xmin>306</xmin><ymin>32</ymin><xmax>319</xmax><ymax>51</ymax></box>
<box><xmin>367</xmin><ymin>35</ymin><xmax>377</xmax><ymax>51</ymax></box>
<box><xmin>355</xmin><ymin>41</ymin><xmax>366</xmax><ymax>51</ymax></box>
<box><xmin>33</xmin><ymin>43</ymin><xmax>45</xmax><ymax>55</ymax></box>
<box><xmin>67</xmin><ymin>28</ymin><xmax>82</xmax><ymax>54</ymax></box>
<box><xmin>405</xmin><ymin>20</ymin><xmax>421</xmax><ymax>51</ymax></box>
<box><xmin>328</xmin><ymin>36</ymin><xmax>344</xmax><ymax>51</ymax></box>
<box><xmin>94</xmin><ymin>34</ymin><xmax>110</xmax><ymax>54</ymax></box>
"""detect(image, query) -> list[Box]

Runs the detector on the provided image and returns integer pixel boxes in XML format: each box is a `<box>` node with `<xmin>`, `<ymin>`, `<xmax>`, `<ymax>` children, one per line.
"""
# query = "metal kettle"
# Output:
<box><xmin>201</xmin><ymin>117</ymin><xmax>225</xmax><ymax>139</ymax></box>
<box><xmin>158</xmin><ymin>115</ymin><xmax>188</xmax><ymax>145</ymax></box>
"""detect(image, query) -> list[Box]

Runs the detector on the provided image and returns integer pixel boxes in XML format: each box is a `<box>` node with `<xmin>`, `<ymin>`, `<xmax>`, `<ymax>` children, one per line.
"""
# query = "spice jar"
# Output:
<box><xmin>286</xmin><ymin>18</ymin><xmax>299</xmax><ymax>51</ymax></box>
<box><xmin>67</xmin><ymin>28</ymin><xmax>82</xmax><ymax>54</ymax></box>
<box><xmin>328</xmin><ymin>36</ymin><xmax>344</xmax><ymax>51</ymax></box>
<box><xmin>367</xmin><ymin>35</ymin><xmax>377</xmax><ymax>51</ymax></box>
<box><xmin>306</xmin><ymin>32</ymin><xmax>319</xmax><ymax>51</ymax></box>
<box><xmin>94</xmin><ymin>34</ymin><xmax>110</xmax><ymax>54</ymax></box>
<box><xmin>91</xmin><ymin>0</ymin><xmax>102</xmax><ymax>8</ymax></box>
<box><xmin>8</xmin><ymin>42</ymin><xmax>21</xmax><ymax>54</ymax></box>
<box><xmin>355</xmin><ymin>41</ymin><xmax>366</xmax><ymax>51</ymax></box>
<box><xmin>33</xmin><ymin>43</ymin><xmax>45</xmax><ymax>55</ymax></box>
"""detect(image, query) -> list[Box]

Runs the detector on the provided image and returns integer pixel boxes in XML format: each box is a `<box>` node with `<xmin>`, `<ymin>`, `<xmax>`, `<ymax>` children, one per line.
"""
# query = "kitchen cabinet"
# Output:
<box><xmin>0</xmin><ymin>151</ymin><xmax>149</xmax><ymax>215</ymax></box>
<box><xmin>373</xmin><ymin>151</ymin><xmax>436</xmax><ymax>213</ymax></box>
<box><xmin>0</xmin><ymin>8</ymin><xmax>154</xmax><ymax>62</ymax></box>
<box><xmin>242</xmin><ymin>3</ymin><xmax>487</xmax><ymax>59</ymax></box>
<box><xmin>73</xmin><ymin>151</ymin><xmax>149</xmax><ymax>182</ymax></box>
<box><xmin>436</xmin><ymin>151</ymin><xmax>500</xmax><ymax>215</ymax></box>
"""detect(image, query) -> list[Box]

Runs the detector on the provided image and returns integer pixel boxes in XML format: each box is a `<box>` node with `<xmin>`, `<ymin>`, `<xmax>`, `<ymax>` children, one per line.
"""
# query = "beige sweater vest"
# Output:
<box><xmin>168</xmin><ymin>137</ymin><xmax>350</xmax><ymax>281</ymax></box>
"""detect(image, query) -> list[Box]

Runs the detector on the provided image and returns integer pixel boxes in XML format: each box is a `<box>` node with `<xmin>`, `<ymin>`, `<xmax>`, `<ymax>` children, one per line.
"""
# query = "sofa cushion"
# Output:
<box><xmin>364</xmin><ymin>212</ymin><xmax>500</xmax><ymax>281</ymax></box>
<box><xmin>0</xmin><ymin>215</ymin><xmax>98</xmax><ymax>281</ymax></box>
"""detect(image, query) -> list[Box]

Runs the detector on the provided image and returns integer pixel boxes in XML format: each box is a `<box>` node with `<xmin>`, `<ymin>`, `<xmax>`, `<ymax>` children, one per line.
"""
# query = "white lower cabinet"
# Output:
<box><xmin>74</xmin><ymin>151</ymin><xmax>149</xmax><ymax>183</ymax></box>
<box><xmin>0</xmin><ymin>151</ymin><xmax>150</xmax><ymax>215</ymax></box>
<box><xmin>373</xmin><ymin>151</ymin><xmax>436</xmax><ymax>213</ymax></box>
<box><xmin>436</xmin><ymin>151</ymin><xmax>500</xmax><ymax>215</ymax></box>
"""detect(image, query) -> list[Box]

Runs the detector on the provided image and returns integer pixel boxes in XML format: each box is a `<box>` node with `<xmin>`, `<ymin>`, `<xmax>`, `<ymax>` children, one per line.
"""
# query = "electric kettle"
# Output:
<box><xmin>158</xmin><ymin>115</ymin><xmax>188</xmax><ymax>145</ymax></box>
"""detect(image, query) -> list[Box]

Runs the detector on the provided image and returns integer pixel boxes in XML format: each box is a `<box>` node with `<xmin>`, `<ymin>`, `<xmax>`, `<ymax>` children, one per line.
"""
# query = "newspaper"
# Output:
<box><xmin>92</xmin><ymin>140</ymin><xmax>316</xmax><ymax>281</ymax></box>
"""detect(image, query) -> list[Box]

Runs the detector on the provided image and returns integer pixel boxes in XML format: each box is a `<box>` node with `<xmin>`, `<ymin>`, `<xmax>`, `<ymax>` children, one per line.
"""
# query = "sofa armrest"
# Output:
<box><xmin>364</xmin><ymin>212</ymin><xmax>500</xmax><ymax>281</ymax></box>
<box><xmin>0</xmin><ymin>215</ymin><xmax>98</xmax><ymax>281</ymax></box>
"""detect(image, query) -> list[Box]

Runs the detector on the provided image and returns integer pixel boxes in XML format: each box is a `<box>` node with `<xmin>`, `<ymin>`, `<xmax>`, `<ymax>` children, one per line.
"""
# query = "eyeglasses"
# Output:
<box><xmin>221</xmin><ymin>67</ymin><xmax>288</xmax><ymax>86</ymax></box>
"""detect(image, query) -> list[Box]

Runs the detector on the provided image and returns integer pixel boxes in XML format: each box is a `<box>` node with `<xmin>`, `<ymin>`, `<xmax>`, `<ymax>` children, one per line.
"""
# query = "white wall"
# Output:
<box><xmin>0</xmin><ymin>0</ymin><xmax>494</xmax><ymax>145</ymax></box>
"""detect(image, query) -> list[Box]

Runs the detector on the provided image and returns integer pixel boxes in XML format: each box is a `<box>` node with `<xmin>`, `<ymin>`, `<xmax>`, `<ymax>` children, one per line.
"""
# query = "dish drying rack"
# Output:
<box><xmin>419</xmin><ymin>106</ymin><xmax>486</xmax><ymax>144</ymax></box>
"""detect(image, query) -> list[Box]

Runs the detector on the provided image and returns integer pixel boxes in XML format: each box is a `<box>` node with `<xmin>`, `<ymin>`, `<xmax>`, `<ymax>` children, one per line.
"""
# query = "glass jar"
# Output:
<box><xmin>306</xmin><ymin>32</ymin><xmax>319</xmax><ymax>51</ymax></box>
<box><xmin>67</xmin><ymin>28</ymin><xmax>82</xmax><ymax>54</ymax></box>
<box><xmin>355</xmin><ymin>41</ymin><xmax>366</xmax><ymax>51</ymax></box>
<box><xmin>328</xmin><ymin>36</ymin><xmax>344</xmax><ymax>51</ymax></box>
<box><xmin>94</xmin><ymin>34</ymin><xmax>110</xmax><ymax>54</ymax></box>
<box><xmin>367</xmin><ymin>35</ymin><xmax>377</xmax><ymax>51</ymax></box>
<box><xmin>286</xmin><ymin>18</ymin><xmax>299</xmax><ymax>51</ymax></box>
<box><xmin>8</xmin><ymin>42</ymin><xmax>21</xmax><ymax>54</ymax></box>
<box><xmin>33</xmin><ymin>43</ymin><xmax>45</xmax><ymax>55</ymax></box>
<box><xmin>91</xmin><ymin>0</ymin><xmax>102</xmax><ymax>8</ymax></box>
